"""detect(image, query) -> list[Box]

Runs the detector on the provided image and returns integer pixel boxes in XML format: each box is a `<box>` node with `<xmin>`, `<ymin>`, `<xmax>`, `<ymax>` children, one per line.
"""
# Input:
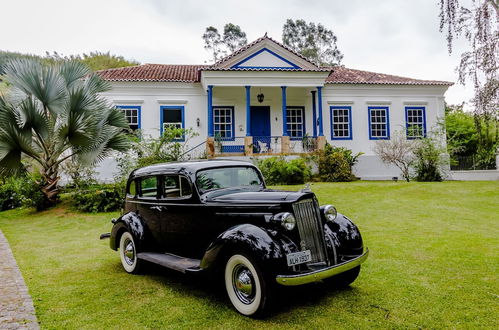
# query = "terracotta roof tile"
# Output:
<box><xmin>96</xmin><ymin>63</ymin><xmax>453</xmax><ymax>86</ymax></box>
<box><xmin>96</xmin><ymin>64</ymin><xmax>206</xmax><ymax>82</ymax></box>
<box><xmin>326</xmin><ymin>66</ymin><xmax>453</xmax><ymax>86</ymax></box>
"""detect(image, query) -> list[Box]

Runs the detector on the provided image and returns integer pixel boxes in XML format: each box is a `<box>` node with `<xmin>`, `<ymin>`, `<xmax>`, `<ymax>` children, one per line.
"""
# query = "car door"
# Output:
<box><xmin>135</xmin><ymin>175</ymin><xmax>163</xmax><ymax>245</ymax></box>
<box><xmin>158</xmin><ymin>174</ymin><xmax>201</xmax><ymax>257</ymax></box>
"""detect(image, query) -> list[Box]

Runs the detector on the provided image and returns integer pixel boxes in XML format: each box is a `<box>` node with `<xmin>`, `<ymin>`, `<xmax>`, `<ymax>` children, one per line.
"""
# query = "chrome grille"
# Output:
<box><xmin>292</xmin><ymin>199</ymin><xmax>328</xmax><ymax>264</ymax></box>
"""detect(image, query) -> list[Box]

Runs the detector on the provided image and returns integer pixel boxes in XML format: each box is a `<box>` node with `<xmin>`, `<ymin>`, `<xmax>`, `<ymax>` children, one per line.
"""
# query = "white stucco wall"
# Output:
<box><xmin>97</xmin><ymin>81</ymin><xmax>449</xmax><ymax>180</ymax></box>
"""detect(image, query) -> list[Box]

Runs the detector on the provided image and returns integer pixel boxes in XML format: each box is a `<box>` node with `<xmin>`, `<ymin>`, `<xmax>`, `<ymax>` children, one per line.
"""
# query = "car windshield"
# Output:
<box><xmin>196</xmin><ymin>166</ymin><xmax>263</xmax><ymax>193</ymax></box>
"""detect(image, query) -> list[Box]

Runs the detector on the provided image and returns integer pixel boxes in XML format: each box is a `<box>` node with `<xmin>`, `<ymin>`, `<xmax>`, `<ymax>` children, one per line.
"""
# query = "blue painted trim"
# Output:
<box><xmin>207</xmin><ymin>85</ymin><xmax>214</xmax><ymax>137</ymax></box>
<box><xmin>405</xmin><ymin>106</ymin><xmax>427</xmax><ymax>139</ymax></box>
<box><xmin>116</xmin><ymin>105</ymin><xmax>141</xmax><ymax>129</ymax></box>
<box><xmin>368</xmin><ymin>106</ymin><xmax>390</xmax><ymax>140</ymax></box>
<box><xmin>330</xmin><ymin>106</ymin><xmax>353</xmax><ymax>140</ymax></box>
<box><xmin>281</xmin><ymin>86</ymin><xmax>288</xmax><ymax>136</ymax></box>
<box><xmin>160</xmin><ymin>105</ymin><xmax>185</xmax><ymax>141</ymax></box>
<box><xmin>213</xmin><ymin>106</ymin><xmax>235</xmax><ymax>141</ymax></box>
<box><xmin>231</xmin><ymin>47</ymin><xmax>301</xmax><ymax>69</ymax></box>
<box><xmin>311</xmin><ymin>91</ymin><xmax>317</xmax><ymax>138</ymax></box>
<box><xmin>245</xmin><ymin>86</ymin><xmax>251</xmax><ymax>137</ymax></box>
<box><xmin>286</xmin><ymin>106</ymin><xmax>306</xmax><ymax>140</ymax></box>
<box><xmin>317</xmin><ymin>87</ymin><xmax>324</xmax><ymax>136</ymax></box>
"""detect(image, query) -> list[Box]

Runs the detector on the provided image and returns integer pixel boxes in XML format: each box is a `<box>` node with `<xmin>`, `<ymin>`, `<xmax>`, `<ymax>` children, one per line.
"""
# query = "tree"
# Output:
<box><xmin>0</xmin><ymin>50</ymin><xmax>139</xmax><ymax>75</ymax></box>
<box><xmin>374</xmin><ymin>131</ymin><xmax>420</xmax><ymax>182</ymax></box>
<box><xmin>202</xmin><ymin>23</ymin><xmax>247</xmax><ymax>62</ymax></box>
<box><xmin>223</xmin><ymin>23</ymin><xmax>248</xmax><ymax>53</ymax></box>
<box><xmin>438</xmin><ymin>0</ymin><xmax>498</xmax><ymax>157</ymax></box>
<box><xmin>282</xmin><ymin>19</ymin><xmax>343</xmax><ymax>66</ymax></box>
<box><xmin>0</xmin><ymin>59</ymin><xmax>129</xmax><ymax>207</ymax></box>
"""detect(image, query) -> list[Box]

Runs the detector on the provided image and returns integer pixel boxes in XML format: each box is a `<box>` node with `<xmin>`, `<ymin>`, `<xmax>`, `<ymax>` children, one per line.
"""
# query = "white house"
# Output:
<box><xmin>97</xmin><ymin>35</ymin><xmax>452</xmax><ymax>180</ymax></box>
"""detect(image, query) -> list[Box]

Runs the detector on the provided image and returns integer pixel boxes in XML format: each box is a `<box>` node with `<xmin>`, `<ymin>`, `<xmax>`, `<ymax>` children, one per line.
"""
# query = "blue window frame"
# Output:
<box><xmin>286</xmin><ymin>106</ymin><xmax>305</xmax><ymax>139</ymax></box>
<box><xmin>160</xmin><ymin>106</ymin><xmax>185</xmax><ymax>141</ymax></box>
<box><xmin>213</xmin><ymin>106</ymin><xmax>235</xmax><ymax>140</ymax></box>
<box><xmin>405</xmin><ymin>106</ymin><xmax>427</xmax><ymax>139</ymax></box>
<box><xmin>368</xmin><ymin>106</ymin><xmax>390</xmax><ymax>140</ymax></box>
<box><xmin>330</xmin><ymin>106</ymin><xmax>352</xmax><ymax>140</ymax></box>
<box><xmin>116</xmin><ymin>105</ymin><xmax>141</xmax><ymax>131</ymax></box>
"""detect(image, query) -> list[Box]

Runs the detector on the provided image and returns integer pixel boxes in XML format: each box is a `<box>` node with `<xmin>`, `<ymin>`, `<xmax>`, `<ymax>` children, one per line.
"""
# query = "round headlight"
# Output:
<box><xmin>323</xmin><ymin>204</ymin><xmax>337</xmax><ymax>222</ymax></box>
<box><xmin>281</xmin><ymin>213</ymin><xmax>296</xmax><ymax>231</ymax></box>
<box><xmin>273</xmin><ymin>212</ymin><xmax>296</xmax><ymax>231</ymax></box>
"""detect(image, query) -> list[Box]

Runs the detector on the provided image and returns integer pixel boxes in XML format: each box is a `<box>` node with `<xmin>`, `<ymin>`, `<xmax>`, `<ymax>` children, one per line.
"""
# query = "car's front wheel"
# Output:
<box><xmin>224</xmin><ymin>253</ymin><xmax>271</xmax><ymax>317</ymax></box>
<box><xmin>119</xmin><ymin>231</ymin><xmax>141</xmax><ymax>274</ymax></box>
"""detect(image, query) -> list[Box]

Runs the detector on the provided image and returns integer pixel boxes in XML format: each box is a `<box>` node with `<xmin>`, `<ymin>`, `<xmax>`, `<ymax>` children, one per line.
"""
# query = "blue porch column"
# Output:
<box><xmin>311</xmin><ymin>90</ymin><xmax>317</xmax><ymax>138</ymax></box>
<box><xmin>245</xmin><ymin>86</ymin><xmax>251</xmax><ymax>136</ymax></box>
<box><xmin>207</xmin><ymin>85</ymin><xmax>214</xmax><ymax>137</ymax></box>
<box><xmin>317</xmin><ymin>86</ymin><xmax>324</xmax><ymax>136</ymax></box>
<box><xmin>281</xmin><ymin>86</ymin><xmax>288</xmax><ymax>136</ymax></box>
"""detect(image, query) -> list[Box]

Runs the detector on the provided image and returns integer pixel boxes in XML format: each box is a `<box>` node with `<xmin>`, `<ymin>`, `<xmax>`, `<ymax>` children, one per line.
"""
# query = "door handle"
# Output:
<box><xmin>150</xmin><ymin>205</ymin><xmax>168</xmax><ymax>212</ymax></box>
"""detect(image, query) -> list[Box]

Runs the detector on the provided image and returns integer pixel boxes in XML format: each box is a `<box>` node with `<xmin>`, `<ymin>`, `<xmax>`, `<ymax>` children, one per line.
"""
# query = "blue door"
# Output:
<box><xmin>250</xmin><ymin>106</ymin><xmax>271</xmax><ymax>152</ymax></box>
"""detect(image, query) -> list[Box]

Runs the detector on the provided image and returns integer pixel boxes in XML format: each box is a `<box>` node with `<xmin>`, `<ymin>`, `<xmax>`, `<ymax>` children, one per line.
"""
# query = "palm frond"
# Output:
<box><xmin>58</xmin><ymin>61</ymin><xmax>91</xmax><ymax>90</ymax></box>
<box><xmin>3</xmin><ymin>59</ymin><xmax>67</xmax><ymax>116</ymax></box>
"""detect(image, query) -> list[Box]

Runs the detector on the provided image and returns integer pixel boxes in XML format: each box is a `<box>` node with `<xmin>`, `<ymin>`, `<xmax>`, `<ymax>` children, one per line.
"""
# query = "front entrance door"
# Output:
<box><xmin>250</xmin><ymin>106</ymin><xmax>271</xmax><ymax>152</ymax></box>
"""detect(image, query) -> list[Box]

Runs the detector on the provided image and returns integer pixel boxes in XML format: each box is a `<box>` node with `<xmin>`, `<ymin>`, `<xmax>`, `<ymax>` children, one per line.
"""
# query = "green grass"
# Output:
<box><xmin>0</xmin><ymin>181</ymin><xmax>498</xmax><ymax>329</ymax></box>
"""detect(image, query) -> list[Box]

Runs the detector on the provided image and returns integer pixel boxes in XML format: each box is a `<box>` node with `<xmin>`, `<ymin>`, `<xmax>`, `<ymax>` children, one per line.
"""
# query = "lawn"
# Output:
<box><xmin>0</xmin><ymin>181</ymin><xmax>497</xmax><ymax>329</ymax></box>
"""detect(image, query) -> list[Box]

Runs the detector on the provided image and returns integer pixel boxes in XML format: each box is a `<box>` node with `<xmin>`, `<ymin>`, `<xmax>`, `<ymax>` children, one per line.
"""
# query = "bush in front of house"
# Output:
<box><xmin>0</xmin><ymin>174</ymin><xmax>52</xmax><ymax>212</ymax></box>
<box><xmin>413</xmin><ymin>138</ymin><xmax>446</xmax><ymax>182</ymax></box>
<box><xmin>70</xmin><ymin>184</ymin><xmax>123</xmax><ymax>213</ymax></box>
<box><xmin>316</xmin><ymin>144</ymin><xmax>362</xmax><ymax>182</ymax></box>
<box><xmin>255</xmin><ymin>157</ymin><xmax>311</xmax><ymax>185</ymax></box>
<box><xmin>0</xmin><ymin>178</ymin><xmax>23</xmax><ymax>211</ymax></box>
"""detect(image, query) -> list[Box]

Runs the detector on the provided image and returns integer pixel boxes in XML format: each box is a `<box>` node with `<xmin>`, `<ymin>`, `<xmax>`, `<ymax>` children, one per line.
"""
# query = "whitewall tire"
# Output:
<box><xmin>119</xmin><ymin>231</ymin><xmax>141</xmax><ymax>274</ymax></box>
<box><xmin>224</xmin><ymin>254</ymin><xmax>270</xmax><ymax>317</ymax></box>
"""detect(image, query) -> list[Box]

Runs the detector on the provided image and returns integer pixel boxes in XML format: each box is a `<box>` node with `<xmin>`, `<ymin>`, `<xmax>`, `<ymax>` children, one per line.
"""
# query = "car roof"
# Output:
<box><xmin>131</xmin><ymin>159</ymin><xmax>256</xmax><ymax>177</ymax></box>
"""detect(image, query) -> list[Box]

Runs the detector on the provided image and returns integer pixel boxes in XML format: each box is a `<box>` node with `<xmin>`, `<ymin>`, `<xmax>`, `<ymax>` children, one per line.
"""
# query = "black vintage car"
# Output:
<box><xmin>104</xmin><ymin>160</ymin><xmax>368</xmax><ymax>316</ymax></box>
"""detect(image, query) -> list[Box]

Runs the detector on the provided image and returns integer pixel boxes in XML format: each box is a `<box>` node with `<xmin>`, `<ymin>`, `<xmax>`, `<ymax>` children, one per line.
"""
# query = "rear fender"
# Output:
<box><xmin>200</xmin><ymin>224</ymin><xmax>297</xmax><ymax>274</ymax></box>
<box><xmin>110</xmin><ymin>212</ymin><xmax>148</xmax><ymax>251</ymax></box>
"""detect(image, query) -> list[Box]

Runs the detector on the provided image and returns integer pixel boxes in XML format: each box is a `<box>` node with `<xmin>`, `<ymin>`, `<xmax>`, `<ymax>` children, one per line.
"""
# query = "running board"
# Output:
<box><xmin>137</xmin><ymin>252</ymin><xmax>201</xmax><ymax>273</ymax></box>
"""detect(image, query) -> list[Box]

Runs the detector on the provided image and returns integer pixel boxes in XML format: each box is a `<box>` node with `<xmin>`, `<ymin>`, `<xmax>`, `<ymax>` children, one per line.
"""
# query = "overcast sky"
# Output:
<box><xmin>2</xmin><ymin>0</ymin><xmax>473</xmax><ymax>105</ymax></box>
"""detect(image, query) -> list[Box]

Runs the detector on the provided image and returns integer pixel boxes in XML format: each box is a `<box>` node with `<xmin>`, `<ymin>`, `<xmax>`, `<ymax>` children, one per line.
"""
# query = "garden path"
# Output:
<box><xmin>0</xmin><ymin>230</ymin><xmax>39</xmax><ymax>329</ymax></box>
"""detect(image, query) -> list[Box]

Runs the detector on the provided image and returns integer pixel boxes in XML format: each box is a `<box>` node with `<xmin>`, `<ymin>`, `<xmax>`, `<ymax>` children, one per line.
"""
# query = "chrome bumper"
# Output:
<box><xmin>276</xmin><ymin>248</ymin><xmax>369</xmax><ymax>286</ymax></box>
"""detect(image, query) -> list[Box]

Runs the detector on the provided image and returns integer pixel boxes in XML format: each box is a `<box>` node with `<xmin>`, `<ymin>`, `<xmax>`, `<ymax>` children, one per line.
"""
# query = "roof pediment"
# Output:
<box><xmin>207</xmin><ymin>36</ymin><xmax>322</xmax><ymax>71</ymax></box>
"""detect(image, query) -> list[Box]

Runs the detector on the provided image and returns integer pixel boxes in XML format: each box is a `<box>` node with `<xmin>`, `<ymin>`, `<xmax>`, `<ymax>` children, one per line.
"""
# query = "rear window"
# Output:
<box><xmin>140</xmin><ymin>176</ymin><xmax>158</xmax><ymax>197</ymax></box>
<box><xmin>162</xmin><ymin>175</ymin><xmax>192</xmax><ymax>198</ymax></box>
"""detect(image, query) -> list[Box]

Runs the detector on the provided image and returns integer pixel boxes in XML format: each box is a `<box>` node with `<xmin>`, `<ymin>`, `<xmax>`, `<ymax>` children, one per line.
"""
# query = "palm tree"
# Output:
<box><xmin>0</xmin><ymin>59</ymin><xmax>129</xmax><ymax>206</ymax></box>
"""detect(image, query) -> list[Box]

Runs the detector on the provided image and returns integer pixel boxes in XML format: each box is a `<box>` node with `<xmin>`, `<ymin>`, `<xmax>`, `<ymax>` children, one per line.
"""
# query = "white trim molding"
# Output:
<box><xmin>113</xmin><ymin>99</ymin><xmax>144</xmax><ymax>104</ymax></box>
<box><xmin>366</xmin><ymin>101</ymin><xmax>391</xmax><ymax>105</ymax></box>
<box><xmin>157</xmin><ymin>99</ymin><xmax>188</xmax><ymax>104</ymax></box>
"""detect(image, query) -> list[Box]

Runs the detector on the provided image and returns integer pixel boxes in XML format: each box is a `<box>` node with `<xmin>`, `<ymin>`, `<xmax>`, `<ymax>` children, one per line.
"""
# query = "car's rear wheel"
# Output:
<box><xmin>119</xmin><ymin>231</ymin><xmax>141</xmax><ymax>274</ymax></box>
<box><xmin>224</xmin><ymin>253</ymin><xmax>271</xmax><ymax>317</ymax></box>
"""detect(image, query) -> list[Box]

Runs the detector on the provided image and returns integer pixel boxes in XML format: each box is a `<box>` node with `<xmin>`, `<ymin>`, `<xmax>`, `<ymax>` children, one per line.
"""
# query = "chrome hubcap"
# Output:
<box><xmin>123</xmin><ymin>239</ymin><xmax>135</xmax><ymax>266</ymax></box>
<box><xmin>232</xmin><ymin>264</ymin><xmax>255</xmax><ymax>304</ymax></box>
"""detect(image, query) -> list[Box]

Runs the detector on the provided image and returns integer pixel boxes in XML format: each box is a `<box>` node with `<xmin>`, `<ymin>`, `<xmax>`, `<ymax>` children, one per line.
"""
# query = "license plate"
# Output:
<box><xmin>286</xmin><ymin>250</ymin><xmax>312</xmax><ymax>266</ymax></box>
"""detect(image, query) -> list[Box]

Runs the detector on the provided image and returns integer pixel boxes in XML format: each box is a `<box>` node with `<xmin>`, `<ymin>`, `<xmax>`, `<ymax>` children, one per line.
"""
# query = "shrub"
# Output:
<box><xmin>255</xmin><ymin>157</ymin><xmax>311</xmax><ymax>185</ymax></box>
<box><xmin>315</xmin><ymin>144</ymin><xmax>361</xmax><ymax>182</ymax></box>
<box><xmin>0</xmin><ymin>178</ymin><xmax>23</xmax><ymax>211</ymax></box>
<box><xmin>70</xmin><ymin>184</ymin><xmax>123</xmax><ymax>213</ymax></box>
<box><xmin>0</xmin><ymin>174</ymin><xmax>53</xmax><ymax>211</ymax></box>
<box><xmin>413</xmin><ymin>138</ymin><xmax>446</xmax><ymax>182</ymax></box>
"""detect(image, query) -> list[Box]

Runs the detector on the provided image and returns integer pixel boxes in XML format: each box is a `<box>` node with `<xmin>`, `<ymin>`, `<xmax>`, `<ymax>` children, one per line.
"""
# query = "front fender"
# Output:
<box><xmin>325</xmin><ymin>213</ymin><xmax>364</xmax><ymax>259</ymax></box>
<box><xmin>200</xmin><ymin>224</ymin><xmax>297</xmax><ymax>274</ymax></box>
<box><xmin>109</xmin><ymin>212</ymin><xmax>148</xmax><ymax>251</ymax></box>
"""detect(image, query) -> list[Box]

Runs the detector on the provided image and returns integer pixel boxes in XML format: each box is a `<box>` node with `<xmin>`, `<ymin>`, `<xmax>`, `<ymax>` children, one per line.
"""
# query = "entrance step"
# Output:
<box><xmin>137</xmin><ymin>252</ymin><xmax>201</xmax><ymax>273</ymax></box>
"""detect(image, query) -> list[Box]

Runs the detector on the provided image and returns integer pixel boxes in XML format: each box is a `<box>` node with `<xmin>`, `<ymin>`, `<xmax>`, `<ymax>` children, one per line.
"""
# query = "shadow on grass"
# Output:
<box><xmin>121</xmin><ymin>260</ymin><xmax>358</xmax><ymax>319</ymax></box>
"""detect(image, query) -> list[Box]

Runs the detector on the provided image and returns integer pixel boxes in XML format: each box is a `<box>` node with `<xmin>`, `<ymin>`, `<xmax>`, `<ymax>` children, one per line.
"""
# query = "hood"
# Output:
<box><xmin>203</xmin><ymin>189</ymin><xmax>313</xmax><ymax>204</ymax></box>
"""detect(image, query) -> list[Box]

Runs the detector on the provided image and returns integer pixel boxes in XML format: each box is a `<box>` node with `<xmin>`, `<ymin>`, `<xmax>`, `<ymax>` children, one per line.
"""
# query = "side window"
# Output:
<box><xmin>180</xmin><ymin>176</ymin><xmax>192</xmax><ymax>197</ymax></box>
<box><xmin>162</xmin><ymin>175</ymin><xmax>192</xmax><ymax>198</ymax></box>
<box><xmin>139</xmin><ymin>176</ymin><xmax>158</xmax><ymax>198</ymax></box>
<box><xmin>127</xmin><ymin>180</ymin><xmax>136</xmax><ymax>196</ymax></box>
